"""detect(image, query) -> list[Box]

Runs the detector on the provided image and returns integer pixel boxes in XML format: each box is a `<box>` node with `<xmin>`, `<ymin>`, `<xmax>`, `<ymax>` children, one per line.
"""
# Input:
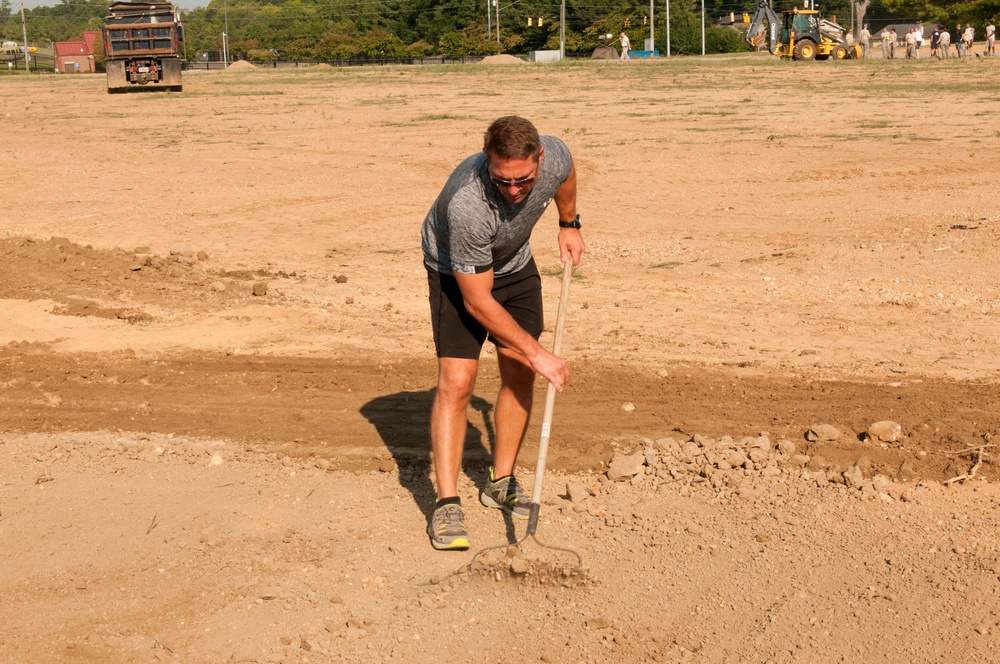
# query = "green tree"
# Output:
<box><xmin>407</xmin><ymin>39</ymin><xmax>435</xmax><ymax>56</ymax></box>
<box><xmin>281</xmin><ymin>37</ymin><xmax>314</xmax><ymax>59</ymax></box>
<box><xmin>314</xmin><ymin>31</ymin><xmax>359</xmax><ymax>59</ymax></box>
<box><xmin>359</xmin><ymin>28</ymin><xmax>406</xmax><ymax>56</ymax></box>
<box><xmin>91</xmin><ymin>23</ymin><xmax>106</xmax><ymax>70</ymax></box>
<box><xmin>879</xmin><ymin>0</ymin><xmax>949</xmax><ymax>22</ymax></box>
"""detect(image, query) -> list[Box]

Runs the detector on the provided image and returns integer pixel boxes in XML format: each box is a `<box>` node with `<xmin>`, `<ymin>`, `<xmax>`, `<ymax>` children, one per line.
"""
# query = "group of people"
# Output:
<box><xmin>869</xmin><ymin>21</ymin><xmax>996</xmax><ymax>59</ymax></box>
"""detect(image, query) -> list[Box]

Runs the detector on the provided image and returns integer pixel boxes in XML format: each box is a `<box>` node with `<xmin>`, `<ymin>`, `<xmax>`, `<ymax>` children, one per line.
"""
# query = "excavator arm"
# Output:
<box><xmin>745</xmin><ymin>0</ymin><xmax>781</xmax><ymax>53</ymax></box>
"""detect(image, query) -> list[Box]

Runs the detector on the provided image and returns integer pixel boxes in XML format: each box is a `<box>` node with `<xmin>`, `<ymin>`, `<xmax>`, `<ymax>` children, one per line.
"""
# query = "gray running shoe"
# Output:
<box><xmin>480</xmin><ymin>466</ymin><xmax>531</xmax><ymax>520</ymax></box>
<box><xmin>427</xmin><ymin>503</ymin><xmax>470</xmax><ymax>551</ymax></box>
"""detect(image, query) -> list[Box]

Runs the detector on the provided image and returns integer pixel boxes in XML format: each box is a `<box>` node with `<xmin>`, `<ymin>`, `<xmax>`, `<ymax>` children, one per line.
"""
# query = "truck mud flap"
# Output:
<box><xmin>106</xmin><ymin>60</ymin><xmax>128</xmax><ymax>94</ymax></box>
<box><xmin>160</xmin><ymin>58</ymin><xmax>182</xmax><ymax>92</ymax></box>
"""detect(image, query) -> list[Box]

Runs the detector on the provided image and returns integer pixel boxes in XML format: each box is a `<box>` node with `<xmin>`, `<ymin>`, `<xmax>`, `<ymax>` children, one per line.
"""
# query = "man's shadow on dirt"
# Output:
<box><xmin>360</xmin><ymin>389</ymin><xmax>517</xmax><ymax>543</ymax></box>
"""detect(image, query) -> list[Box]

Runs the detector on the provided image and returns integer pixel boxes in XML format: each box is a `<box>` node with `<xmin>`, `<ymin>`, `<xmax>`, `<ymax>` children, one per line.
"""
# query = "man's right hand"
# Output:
<box><xmin>530</xmin><ymin>347</ymin><xmax>569</xmax><ymax>392</ymax></box>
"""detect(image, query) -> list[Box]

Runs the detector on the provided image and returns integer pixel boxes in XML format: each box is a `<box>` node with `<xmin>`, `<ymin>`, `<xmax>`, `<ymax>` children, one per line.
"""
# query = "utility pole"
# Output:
<box><xmin>487</xmin><ymin>0</ymin><xmax>491</xmax><ymax>40</ymax></box>
<box><xmin>700</xmin><ymin>0</ymin><xmax>705</xmax><ymax>55</ymax></box>
<box><xmin>18</xmin><ymin>0</ymin><xmax>29</xmax><ymax>72</ymax></box>
<box><xmin>559</xmin><ymin>0</ymin><xmax>565</xmax><ymax>58</ymax></box>
<box><xmin>666</xmin><ymin>0</ymin><xmax>670</xmax><ymax>56</ymax></box>
<box><xmin>649</xmin><ymin>0</ymin><xmax>654</xmax><ymax>53</ymax></box>
<box><xmin>496</xmin><ymin>0</ymin><xmax>500</xmax><ymax>43</ymax></box>
<box><xmin>223</xmin><ymin>0</ymin><xmax>230</xmax><ymax>66</ymax></box>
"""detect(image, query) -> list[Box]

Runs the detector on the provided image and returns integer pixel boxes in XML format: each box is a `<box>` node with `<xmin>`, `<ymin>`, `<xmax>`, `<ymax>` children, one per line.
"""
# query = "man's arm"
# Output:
<box><xmin>553</xmin><ymin>162</ymin><xmax>585</xmax><ymax>267</ymax></box>
<box><xmin>453</xmin><ymin>270</ymin><xmax>569</xmax><ymax>390</ymax></box>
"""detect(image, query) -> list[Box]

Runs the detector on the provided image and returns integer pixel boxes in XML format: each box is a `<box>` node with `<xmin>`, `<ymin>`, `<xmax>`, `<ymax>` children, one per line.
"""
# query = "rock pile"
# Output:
<box><xmin>599</xmin><ymin>426</ymin><xmax>913</xmax><ymax>503</ymax></box>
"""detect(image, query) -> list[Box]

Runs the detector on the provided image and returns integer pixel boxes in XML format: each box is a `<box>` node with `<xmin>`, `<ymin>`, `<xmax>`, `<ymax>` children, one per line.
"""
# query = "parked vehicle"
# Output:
<box><xmin>103</xmin><ymin>1</ymin><xmax>184</xmax><ymax>93</ymax></box>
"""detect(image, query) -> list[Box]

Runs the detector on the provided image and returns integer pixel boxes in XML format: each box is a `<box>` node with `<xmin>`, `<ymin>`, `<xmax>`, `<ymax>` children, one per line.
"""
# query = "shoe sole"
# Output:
<box><xmin>479</xmin><ymin>490</ymin><xmax>530</xmax><ymax>520</ymax></box>
<box><xmin>430</xmin><ymin>536</ymin><xmax>470</xmax><ymax>551</ymax></box>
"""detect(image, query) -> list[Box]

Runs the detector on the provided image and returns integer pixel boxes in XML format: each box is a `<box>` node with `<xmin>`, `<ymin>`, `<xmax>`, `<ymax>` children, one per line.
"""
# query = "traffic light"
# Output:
<box><xmin>538</xmin><ymin>17</ymin><xmax>544</xmax><ymax>26</ymax></box>
<box><xmin>528</xmin><ymin>17</ymin><xmax>533</xmax><ymax>25</ymax></box>
<box><xmin>625</xmin><ymin>17</ymin><xmax>631</xmax><ymax>27</ymax></box>
<box><xmin>643</xmin><ymin>15</ymin><xmax>647</xmax><ymax>25</ymax></box>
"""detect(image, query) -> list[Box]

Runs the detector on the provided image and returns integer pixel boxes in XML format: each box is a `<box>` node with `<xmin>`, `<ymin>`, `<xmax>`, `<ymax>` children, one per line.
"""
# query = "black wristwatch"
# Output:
<box><xmin>559</xmin><ymin>214</ymin><xmax>582</xmax><ymax>229</ymax></box>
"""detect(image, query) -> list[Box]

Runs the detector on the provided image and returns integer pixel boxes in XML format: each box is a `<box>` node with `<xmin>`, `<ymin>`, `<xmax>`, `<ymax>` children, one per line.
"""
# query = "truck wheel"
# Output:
<box><xmin>831</xmin><ymin>45</ymin><xmax>848</xmax><ymax>60</ymax></box>
<box><xmin>794</xmin><ymin>40</ymin><xmax>816</xmax><ymax>61</ymax></box>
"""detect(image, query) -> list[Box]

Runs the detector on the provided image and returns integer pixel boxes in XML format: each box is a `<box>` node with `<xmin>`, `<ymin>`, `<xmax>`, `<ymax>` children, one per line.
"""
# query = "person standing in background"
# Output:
<box><xmin>618</xmin><ymin>32</ymin><xmax>631</xmax><ymax>62</ymax></box>
<box><xmin>904</xmin><ymin>27</ymin><xmax>917</xmax><ymax>59</ymax></box>
<box><xmin>938</xmin><ymin>26</ymin><xmax>951</xmax><ymax>58</ymax></box>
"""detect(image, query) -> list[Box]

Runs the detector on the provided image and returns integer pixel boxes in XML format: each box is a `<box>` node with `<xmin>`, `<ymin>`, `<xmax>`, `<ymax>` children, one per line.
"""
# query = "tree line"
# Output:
<box><xmin>1</xmin><ymin>0</ymin><xmax>996</xmax><ymax>62</ymax></box>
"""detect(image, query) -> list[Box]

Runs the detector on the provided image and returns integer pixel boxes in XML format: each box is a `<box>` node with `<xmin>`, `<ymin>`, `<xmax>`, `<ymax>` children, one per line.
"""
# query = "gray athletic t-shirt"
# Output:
<box><xmin>421</xmin><ymin>136</ymin><xmax>573</xmax><ymax>277</ymax></box>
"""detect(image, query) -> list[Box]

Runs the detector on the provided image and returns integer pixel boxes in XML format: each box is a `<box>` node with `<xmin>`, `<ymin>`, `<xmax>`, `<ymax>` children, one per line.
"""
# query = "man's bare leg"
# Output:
<box><xmin>430</xmin><ymin>357</ymin><xmax>479</xmax><ymax>499</ymax></box>
<box><xmin>492</xmin><ymin>347</ymin><xmax>536</xmax><ymax>477</ymax></box>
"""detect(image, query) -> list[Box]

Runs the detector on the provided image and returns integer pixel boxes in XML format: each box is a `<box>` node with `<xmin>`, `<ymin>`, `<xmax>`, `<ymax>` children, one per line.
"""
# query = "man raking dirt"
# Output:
<box><xmin>420</xmin><ymin>116</ymin><xmax>585</xmax><ymax>551</ymax></box>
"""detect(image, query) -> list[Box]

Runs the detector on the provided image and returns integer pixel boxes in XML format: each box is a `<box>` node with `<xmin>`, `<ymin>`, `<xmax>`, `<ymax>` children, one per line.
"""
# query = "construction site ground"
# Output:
<box><xmin>2</xmin><ymin>55</ymin><xmax>1000</xmax><ymax>662</ymax></box>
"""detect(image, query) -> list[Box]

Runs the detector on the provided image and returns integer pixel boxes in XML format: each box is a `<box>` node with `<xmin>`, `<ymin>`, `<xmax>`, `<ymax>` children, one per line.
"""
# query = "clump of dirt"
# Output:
<box><xmin>457</xmin><ymin>543</ymin><xmax>589</xmax><ymax>588</ymax></box>
<box><xmin>226</xmin><ymin>60</ymin><xmax>256</xmax><ymax>69</ymax></box>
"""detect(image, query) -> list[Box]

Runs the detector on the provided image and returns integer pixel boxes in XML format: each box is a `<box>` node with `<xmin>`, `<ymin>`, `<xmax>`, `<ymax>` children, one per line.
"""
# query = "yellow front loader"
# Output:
<box><xmin>746</xmin><ymin>0</ymin><xmax>863</xmax><ymax>61</ymax></box>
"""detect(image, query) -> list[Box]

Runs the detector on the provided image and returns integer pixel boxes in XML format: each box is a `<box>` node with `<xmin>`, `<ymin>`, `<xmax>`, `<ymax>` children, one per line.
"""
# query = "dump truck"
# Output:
<box><xmin>103</xmin><ymin>1</ymin><xmax>184</xmax><ymax>93</ymax></box>
<box><xmin>746</xmin><ymin>0</ymin><xmax>861</xmax><ymax>60</ymax></box>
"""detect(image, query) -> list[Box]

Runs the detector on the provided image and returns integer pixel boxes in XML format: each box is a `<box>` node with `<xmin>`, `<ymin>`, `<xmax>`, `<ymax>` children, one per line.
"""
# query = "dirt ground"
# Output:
<box><xmin>2</xmin><ymin>56</ymin><xmax>1000</xmax><ymax>662</ymax></box>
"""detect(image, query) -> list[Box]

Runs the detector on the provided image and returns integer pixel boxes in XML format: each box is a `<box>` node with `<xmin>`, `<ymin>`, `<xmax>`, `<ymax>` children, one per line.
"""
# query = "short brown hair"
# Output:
<box><xmin>483</xmin><ymin>116</ymin><xmax>540</xmax><ymax>161</ymax></box>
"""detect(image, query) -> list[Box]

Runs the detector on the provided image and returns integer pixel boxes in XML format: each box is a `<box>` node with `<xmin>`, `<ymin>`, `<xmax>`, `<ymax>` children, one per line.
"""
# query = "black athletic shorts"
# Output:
<box><xmin>427</xmin><ymin>259</ymin><xmax>543</xmax><ymax>359</ymax></box>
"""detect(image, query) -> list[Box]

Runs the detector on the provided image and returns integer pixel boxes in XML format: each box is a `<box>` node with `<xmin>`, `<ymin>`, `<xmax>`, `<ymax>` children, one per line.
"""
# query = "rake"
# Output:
<box><xmin>436</xmin><ymin>256</ymin><xmax>584</xmax><ymax>583</ymax></box>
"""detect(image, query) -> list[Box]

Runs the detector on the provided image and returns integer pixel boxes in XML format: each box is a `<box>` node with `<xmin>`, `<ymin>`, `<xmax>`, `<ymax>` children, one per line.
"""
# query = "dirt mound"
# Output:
<box><xmin>310</xmin><ymin>63</ymin><xmax>335</xmax><ymax>70</ymax></box>
<box><xmin>0</xmin><ymin>236</ymin><xmax>283</xmax><ymax>321</ymax></box>
<box><xmin>226</xmin><ymin>59</ymin><xmax>256</xmax><ymax>70</ymax></box>
<box><xmin>479</xmin><ymin>54</ymin><xmax>525</xmax><ymax>64</ymax></box>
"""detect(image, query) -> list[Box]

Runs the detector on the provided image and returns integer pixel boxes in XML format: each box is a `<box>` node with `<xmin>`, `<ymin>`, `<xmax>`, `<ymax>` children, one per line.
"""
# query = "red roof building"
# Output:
<box><xmin>54</xmin><ymin>31</ymin><xmax>99</xmax><ymax>73</ymax></box>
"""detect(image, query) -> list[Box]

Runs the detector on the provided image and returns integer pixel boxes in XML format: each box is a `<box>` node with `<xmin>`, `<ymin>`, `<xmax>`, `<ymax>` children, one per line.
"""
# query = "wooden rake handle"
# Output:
<box><xmin>527</xmin><ymin>256</ymin><xmax>574</xmax><ymax>536</ymax></box>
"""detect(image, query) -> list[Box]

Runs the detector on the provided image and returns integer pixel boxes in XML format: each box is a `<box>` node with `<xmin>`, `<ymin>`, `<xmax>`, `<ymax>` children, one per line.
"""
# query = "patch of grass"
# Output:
<box><xmin>374</xmin><ymin>249</ymin><xmax>405</xmax><ymax>255</ymax></box>
<box><xmin>857</xmin><ymin>119</ymin><xmax>892</xmax><ymax>129</ymax></box>
<box><xmin>690</xmin><ymin>109</ymin><xmax>736</xmax><ymax>116</ymax></box>
<box><xmin>650</xmin><ymin>261</ymin><xmax>682</xmax><ymax>269</ymax></box>
<box><xmin>412</xmin><ymin>113</ymin><xmax>466</xmax><ymax>121</ymax></box>
<box><xmin>359</xmin><ymin>96</ymin><xmax>407</xmax><ymax>106</ymax></box>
